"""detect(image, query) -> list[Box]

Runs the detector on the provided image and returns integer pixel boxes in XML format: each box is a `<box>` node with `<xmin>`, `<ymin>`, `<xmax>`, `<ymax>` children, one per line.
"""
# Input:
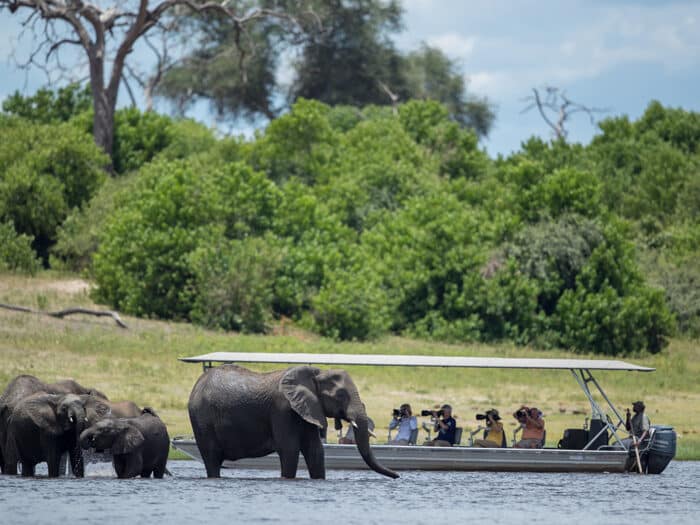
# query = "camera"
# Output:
<box><xmin>476</xmin><ymin>409</ymin><xmax>501</xmax><ymax>422</ymax></box>
<box><xmin>421</xmin><ymin>409</ymin><xmax>444</xmax><ymax>417</ymax></box>
<box><xmin>515</xmin><ymin>409</ymin><xmax>528</xmax><ymax>419</ymax></box>
<box><xmin>476</xmin><ymin>413</ymin><xmax>488</xmax><ymax>420</ymax></box>
<box><xmin>392</xmin><ymin>407</ymin><xmax>408</xmax><ymax>419</ymax></box>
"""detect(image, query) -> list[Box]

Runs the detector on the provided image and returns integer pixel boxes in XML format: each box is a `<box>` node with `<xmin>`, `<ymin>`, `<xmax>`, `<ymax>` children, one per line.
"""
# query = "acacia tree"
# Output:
<box><xmin>0</xmin><ymin>0</ymin><xmax>319</xmax><ymax>165</ymax></box>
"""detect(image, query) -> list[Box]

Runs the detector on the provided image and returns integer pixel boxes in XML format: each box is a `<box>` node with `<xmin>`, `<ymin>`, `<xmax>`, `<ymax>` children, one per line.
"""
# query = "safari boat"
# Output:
<box><xmin>172</xmin><ymin>353</ymin><xmax>676</xmax><ymax>474</ymax></box>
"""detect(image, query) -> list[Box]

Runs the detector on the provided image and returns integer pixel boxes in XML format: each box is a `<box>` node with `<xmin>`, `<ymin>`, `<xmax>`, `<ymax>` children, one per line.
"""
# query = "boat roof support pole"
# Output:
<box><xmin>573</xmin><ymin>369</ymin><xmax>628</xmax><ymax>450</ymax></box>
<box><xmin>582</xmin><ymin>369</ymin><xmax>629</xmax><ymax>449</ymax></box>
<box><xmin>584</xmin><ymin>371</ymin><xmax>625</xmax><ymax>426</ymax></box>
<box><xmin>571</xmin><ymin>369</ymin><xmax>605</xmax><ymax>419</ymax></box>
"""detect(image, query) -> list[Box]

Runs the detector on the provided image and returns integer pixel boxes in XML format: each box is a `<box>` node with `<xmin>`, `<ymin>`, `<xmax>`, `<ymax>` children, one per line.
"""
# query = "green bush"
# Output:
<box><xmin>112</xmin><ymin>108</ymin><xmax>175</xmax><ymax>174</ymax></box>
<box><xmin>52</xmin><ymin>175</ymin><xmax>139</xmax><ymax>271</ymax></box>
<box><xmin>92</xmin><ymin>159</ymin><xmax>281</xmax><ymax>318</ymax></box>
<box><xmin>306</xmin><ymin>264</ymin><xmax>391</xmax><ymax>340</ymax></box>
<box><xmin>552</xmin><ymin>227</ymin><xmax>675</xmax><ymax>354</ymax></box>
<box><xmin>0</xmin><ymin>222</ymin><xmax>41</xmax><ymax>275</ymax></box>
<box><xmin>2</xmin><ymin>83</ymin><xmax>91</xmax><ymax>124</ymax></box>
<box><xmin>189</xmin><ymin>236</ymin><xmax>282</xmax><ymax>333</ymax></box>
<box><xmin>0</xmin><ymin>118</ymin><xmax>107</xmax><ymax>261</ymax></box>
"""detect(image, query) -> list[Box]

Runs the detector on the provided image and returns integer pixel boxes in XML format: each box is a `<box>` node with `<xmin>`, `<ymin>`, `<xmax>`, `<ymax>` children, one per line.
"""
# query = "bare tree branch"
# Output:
<box><xmin>0</xmin><ymin>303</ymin><xmax>128</xmax><ymax>329</ymax></box>
<box><xmin>521</xmin><ymin>85</ymin><xmax>609</xmax><ymax>140</ymax></box>
<box><xmin>0</xmin><ymin>0</ymin><xmax>323</xmax><ymax>163</ymax></box>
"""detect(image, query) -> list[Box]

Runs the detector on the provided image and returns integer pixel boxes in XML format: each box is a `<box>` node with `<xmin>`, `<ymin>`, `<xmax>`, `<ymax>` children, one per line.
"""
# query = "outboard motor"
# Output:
<box><xmin>645</xmin><ymin>426</ymin><xmax>676</xmax><ymax>474</ymax></box>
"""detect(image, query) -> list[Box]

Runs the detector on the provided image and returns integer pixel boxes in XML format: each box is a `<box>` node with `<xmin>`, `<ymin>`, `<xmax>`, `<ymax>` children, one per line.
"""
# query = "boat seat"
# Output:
<box><xmin>408</xmin><ymin>428</ymin><xmax>419</xmax><ymax>445</ymax></box>
<box><xmin>454</xmin><ymin>427</ymin><xmax>463</xmax><ymax>445</ymax></box>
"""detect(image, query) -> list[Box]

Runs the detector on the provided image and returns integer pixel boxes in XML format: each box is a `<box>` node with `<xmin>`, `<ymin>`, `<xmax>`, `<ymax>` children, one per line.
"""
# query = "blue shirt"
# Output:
<box><xmin>437</xmin><ymin>417</ymin><xmax>457</xmax><ymax>444</ymax></box>
<box><xmin>389</xmin><ymin>416</ymin><xmax>418</xmax><ymax>442</ymax></box>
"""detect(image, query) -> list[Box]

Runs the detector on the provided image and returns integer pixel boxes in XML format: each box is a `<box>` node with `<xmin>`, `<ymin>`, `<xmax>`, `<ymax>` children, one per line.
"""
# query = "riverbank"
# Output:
<box><xmin>1</xmin><ymin>272</ymin><xmax>698</xmax><ymax>459</ymax></box>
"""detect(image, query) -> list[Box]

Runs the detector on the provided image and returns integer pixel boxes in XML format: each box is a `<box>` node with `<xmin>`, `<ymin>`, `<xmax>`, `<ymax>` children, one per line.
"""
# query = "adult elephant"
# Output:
<box><xmin>188</xmin><ymin>364</ymin><xmax>399</xmax><ymax>479</ymax></box>
<box><xmin>4</xmin><ymin>393</ymin><xmax>110</xmax><ymax>476</ymax></box>
<box><xmin>0</xmin><ymin>375</ymin><xmax>108</xmax><ymax>474</ymax></box>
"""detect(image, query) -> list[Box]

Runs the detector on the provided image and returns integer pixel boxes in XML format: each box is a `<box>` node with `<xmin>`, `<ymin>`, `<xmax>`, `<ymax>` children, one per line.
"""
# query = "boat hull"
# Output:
<box><xmin>171</xmin><ymin>438</ymin><xmax>629</xmax><ymax>473</ymax></box>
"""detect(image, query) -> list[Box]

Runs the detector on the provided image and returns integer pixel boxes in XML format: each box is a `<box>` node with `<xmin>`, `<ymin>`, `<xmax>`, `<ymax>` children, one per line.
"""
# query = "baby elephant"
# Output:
<box><xmin>80</xmin><ymin>408</ymin><xmax>169</xmax><ymax>478</ymax></box>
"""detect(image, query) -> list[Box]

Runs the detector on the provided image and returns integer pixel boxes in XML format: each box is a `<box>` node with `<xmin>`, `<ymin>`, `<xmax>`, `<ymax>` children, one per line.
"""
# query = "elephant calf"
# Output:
<box><xmin>80</xmin><ymin>408</ymin><xmax>169</xmax><ymax>478</ymax></box>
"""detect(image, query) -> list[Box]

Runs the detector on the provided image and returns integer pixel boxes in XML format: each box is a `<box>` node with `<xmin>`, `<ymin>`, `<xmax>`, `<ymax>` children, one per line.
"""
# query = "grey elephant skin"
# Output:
<box><xmin>188</xmin><ymin>364</ymin><xmax>399</xmax><ymax>479</ymax></box>
<box><xmin>4</xmin><ymin>393</ymin><xmax>110</xmax><ymax>477</ymax></box>
<box><xmin>80</xmin><ymin>408</ymin><xmax>169</xmax><ymax>478</ymax></box>
<box><xmin>0</xmin><ymin>374</ymin><xmax>108</xmax><ymax>474</ymax></box>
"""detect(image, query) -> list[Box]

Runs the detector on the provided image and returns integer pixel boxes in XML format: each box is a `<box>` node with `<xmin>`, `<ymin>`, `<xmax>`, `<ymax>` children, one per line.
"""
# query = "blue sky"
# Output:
<box><xmin>1</xmin><ymin>0</ymin><xmax>699</xmax><ymax>155</ymax></box>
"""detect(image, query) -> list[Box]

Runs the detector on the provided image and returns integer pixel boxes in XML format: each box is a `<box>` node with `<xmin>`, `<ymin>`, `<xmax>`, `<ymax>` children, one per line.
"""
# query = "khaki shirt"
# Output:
<box><xmin>631</xmin><ymin>413</ymin><xmax>650</xmax><ymax>438</ymax></box>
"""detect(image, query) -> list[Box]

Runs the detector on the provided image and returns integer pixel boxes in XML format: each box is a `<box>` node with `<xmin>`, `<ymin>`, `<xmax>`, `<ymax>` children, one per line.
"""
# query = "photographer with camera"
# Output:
<box><xmin>513</xmin><ymin>405</ymin><xmax>545</xmax><ymax>448</ymax></box>
<box><xmin>424</xmin><ymin>404</ymin><xmax>457</xmax><ymax>447</ymax></box>
<box><xmin>473</xmin><ymin>409</ymin><xmax>505</xmax><ymax>448</ymax></box>
<box><xmin>388</xmin><ymin>403</ymin><xmax>418</xmax><ymax>445</ymax></box>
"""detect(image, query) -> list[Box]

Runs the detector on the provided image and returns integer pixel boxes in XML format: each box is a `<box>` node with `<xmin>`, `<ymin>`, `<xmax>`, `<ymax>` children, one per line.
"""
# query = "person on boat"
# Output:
<box><xmin>388</xmin><ymin>404</ymin><xmax>418</xmax><ymax>445</ymax></box>
<box><xmin>424</xmin><ymin>404</ymin><xmax>457</xmax><ymax>447</ymax></box>
<box><xmin>623</xmin><ymin>400</ymin><xmax>651</xmax><ymax>447</ymax></box>
<box><xmin>513</xmin><ymin>406</ymin><xmax>545</xmax><ymax>448</ymax></box>
<box><xmin>339</xmin><ymin>416</ymin><xmax>376</xmax><ymax>445</ymax></box>
<box><xmin>473</xmin><ymin>409</ymin><xmax>506</xmax><ymax>448</ymax></box>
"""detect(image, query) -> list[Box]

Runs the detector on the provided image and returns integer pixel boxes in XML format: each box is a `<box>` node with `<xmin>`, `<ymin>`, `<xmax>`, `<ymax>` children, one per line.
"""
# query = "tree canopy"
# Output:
<box><xmin>3</xmin><ymin>85</ymin><xmax>698</xmax><ymax>354</ymax></box>
<box><xmin>159</xmin><ymin>0</ymin><xmax>495</xmax><ymax>137</ymax></box>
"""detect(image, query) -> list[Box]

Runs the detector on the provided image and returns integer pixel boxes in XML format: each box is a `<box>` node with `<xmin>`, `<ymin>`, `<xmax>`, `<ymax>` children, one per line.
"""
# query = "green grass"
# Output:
<box><xmin>2</xmin><ymin>272</ymin><xmax>699</xmax><ymax>460</ymax></box>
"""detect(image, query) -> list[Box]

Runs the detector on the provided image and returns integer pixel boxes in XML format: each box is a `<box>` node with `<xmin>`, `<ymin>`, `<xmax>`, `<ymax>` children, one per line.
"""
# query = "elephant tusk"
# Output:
<box><xmin>351</xmin><ymin>421</ymin><xmax>359</xmax><ymax>429</ymax></box>
<box><xmin>69</xmin><ymin>416</ymin><xmax>74</xmax><ymax>423</ymax></box>
<box><xmin>368</xmin><ymin>429</ymin><xmax>377</xmax><ymax>438</ymax></box>
<box><xmin>84</xmin><ymin>417</ymin><xmax>89</xmax><ymax>422</ymax></box>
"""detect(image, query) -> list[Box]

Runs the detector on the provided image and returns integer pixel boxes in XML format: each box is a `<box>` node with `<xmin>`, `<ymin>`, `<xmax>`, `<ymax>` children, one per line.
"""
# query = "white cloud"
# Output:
<box><xmin>427</xmin><ymin>33</ymin><xmax>476</xmax><ymax>58</ymax></box>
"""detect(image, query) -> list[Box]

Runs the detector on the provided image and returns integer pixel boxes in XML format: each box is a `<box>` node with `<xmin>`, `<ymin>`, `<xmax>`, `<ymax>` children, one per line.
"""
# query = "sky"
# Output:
<box><xmin>1</xmin><ymin>0</ymin><xmax>699</xmax><ymax>155</ymax></box>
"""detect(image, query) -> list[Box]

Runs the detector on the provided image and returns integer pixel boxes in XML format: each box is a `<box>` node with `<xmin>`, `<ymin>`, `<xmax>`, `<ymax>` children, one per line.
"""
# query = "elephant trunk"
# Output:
<box><xmin>347</xmin><ymin>409</ymin><xmax>399</xmax><ymax>479</ymax></box>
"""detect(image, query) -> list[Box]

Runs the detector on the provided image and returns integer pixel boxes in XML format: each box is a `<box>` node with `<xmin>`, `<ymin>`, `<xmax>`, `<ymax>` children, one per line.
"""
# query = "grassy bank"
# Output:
<box><xmin>1</xmin><ymin>272</ymin><xmax>698</xmax><ymax>459</ymax></box>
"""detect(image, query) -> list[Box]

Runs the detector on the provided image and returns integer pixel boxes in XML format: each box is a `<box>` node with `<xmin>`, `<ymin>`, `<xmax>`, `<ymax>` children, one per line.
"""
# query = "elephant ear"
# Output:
<box><xmin>279</xmin><ymin>366</ymin><xmax>327</xmax><ymax>429</ymax></box>
<box><xmin>80</xmin><ymin>395</ymin><xmax>111</xmax><ymax>424</ymax></box>
<box><xmin>25</xmin><ymin>395</ymin><xmax>62</xmax><ymax>435</ymax></box>
<box><xmin>112</xmin><ymin>425</ymin><xmax>145</xmax><ymax>455</ymax></box>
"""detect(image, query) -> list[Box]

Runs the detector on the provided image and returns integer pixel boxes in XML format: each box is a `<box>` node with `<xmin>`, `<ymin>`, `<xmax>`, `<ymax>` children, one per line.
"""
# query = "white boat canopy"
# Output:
<box><xmin>179</xmin><ymin>352</ymin><xmax>654</xmax><ymax>372</ymax></box>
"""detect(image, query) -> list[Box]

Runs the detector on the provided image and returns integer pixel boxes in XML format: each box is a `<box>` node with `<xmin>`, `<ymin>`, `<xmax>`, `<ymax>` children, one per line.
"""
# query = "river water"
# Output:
<box><xmin>0</xmin><ymin>460</ymin><xmax>698</xmax><ymax>524</ymax></box>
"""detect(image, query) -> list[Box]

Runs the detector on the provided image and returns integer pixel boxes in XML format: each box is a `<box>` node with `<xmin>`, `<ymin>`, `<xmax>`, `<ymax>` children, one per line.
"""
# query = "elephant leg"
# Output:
<box><xmin>58</xmin><ymin>452</ymin><xmax>69</xmax><ymax>476</ymax></box>
<box><xmin>153</xmin><ymin>459</ymin><xmax>167</xmax><ymax>479</ymax></box>
<box><xmin>200</xmin><ymin>446</ymin><xmax>223</xmax><ymax>478</ymax></box>
<box><xmin>300</xmin><ymin>427</ymin><xmax>325</xmax><ymax>480</ymax></box>
<box><xmin>278</xmin><ymin>447</ymin><xmax>301</xmax><ymax>479</ymax></box>
<box><xmin>3</xmin><ymin>458</ymin><xmax>18</xmax><ymax>476</ymax></box>
<box><xmin>69</xmin><ymin>448</ymin><xmax>84</xmax><ymax>478</ymax></box>
<box><xmin>47</xmin><ymin>449</ymin><xmax>62</xmax><ymax>478</ymax></box>
<box><xmin>20</xmin><ymin>462</ymin><xmax>35</xmax><ymax>477</ymax></box>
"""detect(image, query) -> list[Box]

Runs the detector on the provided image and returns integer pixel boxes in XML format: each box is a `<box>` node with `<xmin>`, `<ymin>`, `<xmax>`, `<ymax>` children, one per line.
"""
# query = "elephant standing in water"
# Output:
<box><xmin>0</xmin><ymin>374</ymin><xmax>108</xmax><ymax>474</ymax></box>
<box><xmin>80</xmin><ymin>408</ymin><xmax>169</xmax><ymax>478</ymax></box>
<box><xmin>188</xmin><ymin>364</ymin><xmax>399</xmax><ymax>479</ymax></box>
<box><xmin>4</xmin><ymin>393</ymin><xmax>110</xmax><ymax>476</ymax></box>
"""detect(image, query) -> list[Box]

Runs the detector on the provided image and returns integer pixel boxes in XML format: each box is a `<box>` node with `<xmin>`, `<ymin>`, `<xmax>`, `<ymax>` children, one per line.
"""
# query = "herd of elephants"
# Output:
<box><xmin>0</xmin><ymin>364</ymin><xmax>399</xmax><ymax>480</ymax></box>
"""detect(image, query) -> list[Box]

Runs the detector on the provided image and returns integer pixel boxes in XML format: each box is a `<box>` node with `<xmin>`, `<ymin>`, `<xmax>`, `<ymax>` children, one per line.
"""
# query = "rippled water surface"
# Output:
<box><xmin>0</xmin><ymin>460</ymin><xmax>698</xmax><ymax>524</ymax></box>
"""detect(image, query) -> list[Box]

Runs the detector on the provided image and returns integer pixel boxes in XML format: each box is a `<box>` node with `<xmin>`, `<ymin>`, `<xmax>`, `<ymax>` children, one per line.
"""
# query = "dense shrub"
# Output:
<box><xmin>307</xmin><ymin>263</ymin><xmax>391</xmax><ymax>340</ymax></box>
<box><xmin>2</xmin><ymin>83</ymin><xmax>91</xmax><ymax>124</ymax></box>
<box><xmin>0</xmin><ymin>222</ymin><xmax>41</xmax><ymax>275</ymax></box>
<box><xmin>52</xmin><ymin>175</ymin><xmax>139</xmax><ymax>271</ymax></box>
<box><xmin>0</xmin><ymin>118</ymin><xmax>107</xmax><ymax>261</ymax></box>
<box><xmin>2</xmin><ymin>88</ymin><xmax>691</xmax><ymax>350</ymax></box>
<box><xmin>189</xmin><ymin>236</ymin><xmax>282</xmax><ymax>333</ymax></box>
<box><xmin>92</xmin><ymin>159</ymin><xmax>281</xmax><ymax>318</ymax></box>
<box><xmin>112</xmin><ymin>108</ymin><xmax>175</xmax><ymax>174</ymax></box>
